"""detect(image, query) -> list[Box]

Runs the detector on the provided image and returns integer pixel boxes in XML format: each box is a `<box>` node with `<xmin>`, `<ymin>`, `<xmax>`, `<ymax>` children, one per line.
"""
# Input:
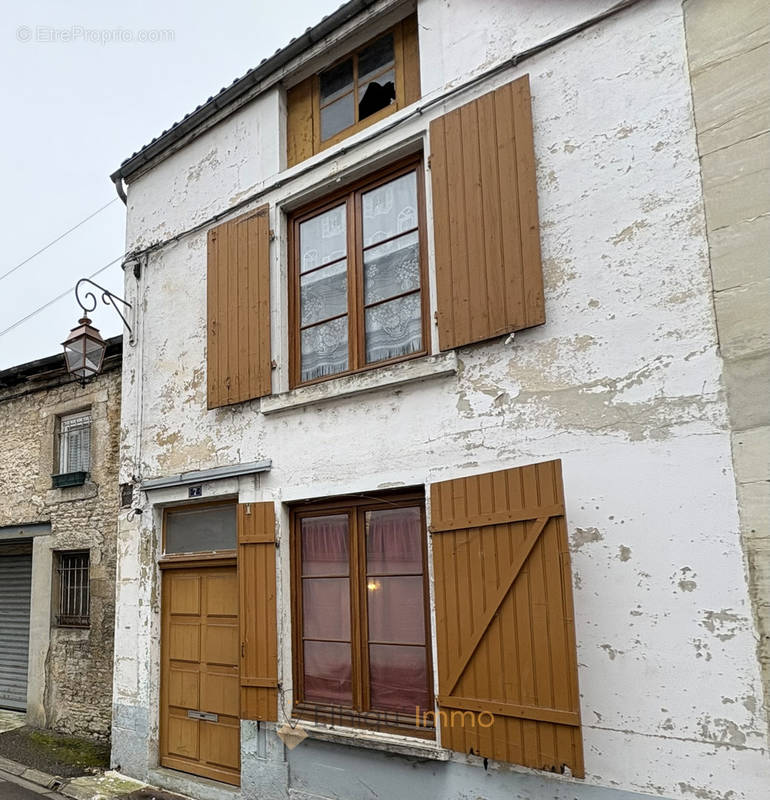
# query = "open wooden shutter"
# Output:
<box><xmin>238</xmin><ymin>502</ymin><xmax>278</xmax><ymax>721</ymax></box>
<box><xmin>286</xmin><ymin>77</ymin><xmax>315</xmax><ymax>168</ymax></box>
<box><xmin>430</xmin><ymin>460</ymin><xmax>584</xmax><ymax>776</ymax></box>
<box><xmin>429</xmin><ymin>74</ymin><xmax>545</xmax><ymax>351</ymax></box>
<box><xmin>207</xmin><ymin>205</ymin><xmax>272</xmax><ymax>408</ymax></box>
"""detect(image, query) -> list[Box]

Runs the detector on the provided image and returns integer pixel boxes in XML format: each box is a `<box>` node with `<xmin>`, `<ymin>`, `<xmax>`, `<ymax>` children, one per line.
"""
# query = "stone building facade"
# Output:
<box><xmin>684</xmin><ymin>0</ymin><xmax>770</xmax><ymax>733</ymax></box>
<box><xmin>0</xmin><ymin>337</ymin><xmax>121</xmax><ymax>741</ymax></box>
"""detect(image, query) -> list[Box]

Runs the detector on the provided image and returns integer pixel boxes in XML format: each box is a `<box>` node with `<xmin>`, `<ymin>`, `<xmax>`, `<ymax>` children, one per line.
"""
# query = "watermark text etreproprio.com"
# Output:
<box><xmin>16</xmin><ymin>25</ymin><xmax>175</xmax><ymax>45</ymax></box>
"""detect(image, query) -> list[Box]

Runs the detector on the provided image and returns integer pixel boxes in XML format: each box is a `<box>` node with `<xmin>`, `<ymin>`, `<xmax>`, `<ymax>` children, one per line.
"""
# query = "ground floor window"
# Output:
<box><xmin>55</xmin><ymin>550</ymin><xmax>90</xmax><ymax>627</ymax></box>
<box><xmin>291</xmin><ymin>491</ymin><xmax>433</xmax><ymax>736</ymax></box>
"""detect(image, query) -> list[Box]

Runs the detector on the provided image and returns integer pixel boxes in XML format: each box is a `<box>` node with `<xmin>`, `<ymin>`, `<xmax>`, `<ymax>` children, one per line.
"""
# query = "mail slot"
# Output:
<box><xmin>187</xmin><ymin>710</ymin><xmax>218</xmax><ymax>722</ymax></box>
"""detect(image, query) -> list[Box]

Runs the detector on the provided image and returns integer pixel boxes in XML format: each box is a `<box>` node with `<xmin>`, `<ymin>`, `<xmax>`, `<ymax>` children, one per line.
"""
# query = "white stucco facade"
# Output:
<box><xmin>111</xmin><ymin>2</ymin><xmax>770</xmax><ymax>799</ymax></box>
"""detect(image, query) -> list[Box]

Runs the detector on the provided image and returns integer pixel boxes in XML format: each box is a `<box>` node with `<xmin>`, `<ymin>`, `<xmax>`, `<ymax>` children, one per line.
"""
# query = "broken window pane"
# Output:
<box><xmin>358</xmin><ymin>69</ymin><xmax>396</xmax><ymax>121</ymax></box>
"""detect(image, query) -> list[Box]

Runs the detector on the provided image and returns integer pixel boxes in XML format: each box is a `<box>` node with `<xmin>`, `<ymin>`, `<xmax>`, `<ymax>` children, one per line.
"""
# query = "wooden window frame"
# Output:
<box><xmin>288</xmin><ymin>155</ymin><xmax>429</xmax><ymax>389</ymax></box>
<box><xmin>290</xmin><ymin>490</ymin><xmax>435</xmax><ymax>739</ymax></box>
<box><xmin>315</xmin><ymin>20</ymin><xmax>410</xmax><ymax>152</ymax></box>
<box><xmin>159</xmin><ymin>499</ymin><xmax>237</xmax><ymax>568</ymax></box>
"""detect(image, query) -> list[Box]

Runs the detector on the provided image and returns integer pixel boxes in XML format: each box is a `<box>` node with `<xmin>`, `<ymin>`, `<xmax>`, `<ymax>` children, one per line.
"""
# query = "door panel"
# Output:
<box><xmin>204</xmin><ymin>624</ymin><xmax>239</xmax><ymax>665</ymax></box>
<box><xmin>169</xmin><ymin>575</ymin><xmax>201</xmax><ymax>614</ymax></box>
<box><xmin>169</xmin><ymin>623</ymin><xmax>201</xmax><ymax>662</ymax></box>
<box><xmin>168</xmin><ymin>667</ymin><xmax>199</xmax><ymax>709</ymax></box>
<box><xmin>161</xmin><ymin>565</ymin><xmax>240</xmax><ymax>786</ymax></box>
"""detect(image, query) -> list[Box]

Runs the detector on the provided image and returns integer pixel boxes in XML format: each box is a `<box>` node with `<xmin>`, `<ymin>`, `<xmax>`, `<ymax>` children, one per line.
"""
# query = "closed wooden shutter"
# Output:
<box><xmin>207</xmin><ymin>206</ymin><xmax>272</xmax><ymax>408</ymax></box>
<box><xmin>429</xmin><ymin>74</ymin><xmax>545</xmax><ymax>351</ymax></box>
<box><xmin>238</xmin><ymin>502</ymin><xmax>278</xmax><ymax>721</ymax></box>
<box><xmin>286</xmin><ymin>76</ymin><xmax>315</xmax><ymax>168</ymax></box>
<box><xmin>430</xmin><ymin>460</ymin><xmax>584</xmax><ymax>776</ymax></box>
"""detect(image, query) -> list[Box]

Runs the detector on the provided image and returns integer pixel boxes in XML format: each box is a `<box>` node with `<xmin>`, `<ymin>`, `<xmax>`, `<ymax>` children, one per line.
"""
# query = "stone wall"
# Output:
<box><xmin>684</xmin><ymin>0</ymin><xmax>770</xmax><ymax>730</ymax></box>
<box><xmin>0</xmin><ymin>361</ymin><xmax>121</xmax><ymax>741</ymax></box>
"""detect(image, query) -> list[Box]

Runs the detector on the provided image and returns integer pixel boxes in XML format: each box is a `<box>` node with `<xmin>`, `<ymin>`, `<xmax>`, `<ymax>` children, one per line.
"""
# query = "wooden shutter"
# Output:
<box><xmin>286</xmin><ymin>76</ymin><xmax>315</xmax><ymax>168</ymax></box>
<box><xmin>207</xmin><ymin>206</ymin><xmax>272</xmax><ymax>408</ymax></box>
<box><xmin>238</xmin><ymin>502</ymin><xmax>278</xmax><ymax>721</ymax></box>
<box><xmin>430</xmin><ymin>74</ymin><xmax>545</xmax><ymax>351</ymax></box>
<box><xmin>430</xmin><ymin>460</ymin><xmax>584</xmax><ymax>776</ymax></box>
<box><xmin>400</xmin><ymin>13</ymin><xmax>421</xmax><ymax>106</ymax></box>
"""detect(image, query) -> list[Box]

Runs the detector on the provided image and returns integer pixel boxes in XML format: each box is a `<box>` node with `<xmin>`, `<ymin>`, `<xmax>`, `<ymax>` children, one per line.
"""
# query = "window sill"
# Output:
<box><xmin>52</xmin><ymin>471</ymin><xmax>88</xmax><ymax>489</ymax></box>
<box><xmin>293</xmin><ymin>720</ymin><xmax>450</xmax><ymax>761</ymax></box>
<box><xmin>261</xmin><ymin>351</ymin><xmax>457</xmax><ymax>414</ymax></box>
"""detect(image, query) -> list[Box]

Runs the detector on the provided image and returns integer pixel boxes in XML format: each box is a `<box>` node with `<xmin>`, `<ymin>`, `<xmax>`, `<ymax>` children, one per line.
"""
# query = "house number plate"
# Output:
<box><xmin>187</xmin><ymin>710</ymin><xmax>218</xmax><ymax>722</ymax></box>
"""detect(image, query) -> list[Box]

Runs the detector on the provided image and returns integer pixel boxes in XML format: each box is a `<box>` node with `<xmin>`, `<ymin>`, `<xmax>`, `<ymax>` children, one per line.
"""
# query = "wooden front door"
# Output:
<box><xmin>160</xmin><ymin>565</ymin><xmax>240</xmax><ymax>786</ymax></box>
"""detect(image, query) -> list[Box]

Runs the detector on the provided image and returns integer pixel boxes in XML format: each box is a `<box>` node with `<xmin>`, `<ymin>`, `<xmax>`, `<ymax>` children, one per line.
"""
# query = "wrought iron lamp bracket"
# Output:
<box><xmin>75</xmin><ymin>278</ymin><xmax>133</xmax><ymax>335</ymax></box>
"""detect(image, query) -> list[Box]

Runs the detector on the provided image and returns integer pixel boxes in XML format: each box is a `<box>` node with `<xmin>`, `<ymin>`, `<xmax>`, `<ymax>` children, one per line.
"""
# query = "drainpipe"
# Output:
<box><xmin>112</xmin><ymin>175</ymin><xmax>127</xmax><ymax>205</ymax></box>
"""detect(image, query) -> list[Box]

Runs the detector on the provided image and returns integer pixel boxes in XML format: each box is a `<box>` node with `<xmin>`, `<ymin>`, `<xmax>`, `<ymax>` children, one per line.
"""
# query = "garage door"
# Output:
<box><xmin>0</xmin><ymin>545</ymin><xmax>33</xmax><ymax>710</ymax></box>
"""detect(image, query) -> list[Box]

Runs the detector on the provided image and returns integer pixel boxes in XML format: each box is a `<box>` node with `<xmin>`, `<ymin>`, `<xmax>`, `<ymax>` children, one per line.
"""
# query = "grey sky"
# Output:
<box><xmin>0</xmin><ymin>0</ymin><xmax>342</xmax><ymax>369</ymax></box>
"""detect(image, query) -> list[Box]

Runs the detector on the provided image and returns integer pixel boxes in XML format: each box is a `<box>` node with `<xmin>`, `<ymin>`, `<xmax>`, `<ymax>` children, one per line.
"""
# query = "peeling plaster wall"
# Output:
<box><xmin>113</xmin><ymin>1</ymin><xmax>769</xmax><ymax>798</ymax></box>
<box><xmin>684</xmin><ymin>0</ymin><xmax>770</xmax><ymax>737</ymax></box>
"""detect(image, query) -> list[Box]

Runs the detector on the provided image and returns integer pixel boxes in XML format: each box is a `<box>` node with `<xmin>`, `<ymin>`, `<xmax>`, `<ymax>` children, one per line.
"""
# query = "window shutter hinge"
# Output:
<box><xmin>427</xmin><ymin>156</ymin><xmax>432</xmax><ymax>170</ymax></box>
<box><xmin>434</xmin><ymin>310</ymin><xmax>439</xmax><ymax>324</ymax></box>
<box><xmin>269</xmin><ymin>229</ymin><xmax>276</xmax><ymax>241</ymax></box>
<box><xmin>241</xmin><ymin>642</ymin><xmax>246</xmax><ymax>658</ymax></box>
<box><xmin>271</xmin><ymin>359</ymin><xmax>278</xmax><ymax>369</ymax></box>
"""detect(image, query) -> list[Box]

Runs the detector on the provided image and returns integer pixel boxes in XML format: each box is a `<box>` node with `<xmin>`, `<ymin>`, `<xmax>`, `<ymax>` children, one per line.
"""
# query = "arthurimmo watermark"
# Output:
<box><xmin>16</xmin><ymin>25</ymin><xmax>175</xmax><ymax>45</ymax></box>
<box><xmin>275</xmin><ymin>705</ymin><xmax>496</xmax><ymax>749</ymax></box>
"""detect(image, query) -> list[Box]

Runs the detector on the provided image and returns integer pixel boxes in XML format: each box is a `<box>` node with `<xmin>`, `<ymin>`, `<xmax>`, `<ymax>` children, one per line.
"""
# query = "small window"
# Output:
<box><xmin>58</xmin><ymin>411</ymin><xmax>91</xmax><ymax>474</ymax></box>
<box><xmin>286</xmin><ymin>15</ymin><xmax>421</xmax><ymax>167</ymax></box>
<box><xmin>164</xmin><ymin>504</ymin><xmax>237</xmax><ymax>555</ymax></box>
<box><xmin>290</xmin><ymin>158</ymin><xmax>427</xmax><ymax>386</ymax></box>
<box><xmin>319</xmin><ymin>32</ymin><xmax>396</xmax><ymax>142</ymax></box>
<box><xmin>56</xmin><ymin>551</ymin><xmax>90</xmax><ymax>627</ymax></box>
<box><xmin>292</xmin><ymin>493</ymin><xmax>433</xmax><ymax>736</ymax></box>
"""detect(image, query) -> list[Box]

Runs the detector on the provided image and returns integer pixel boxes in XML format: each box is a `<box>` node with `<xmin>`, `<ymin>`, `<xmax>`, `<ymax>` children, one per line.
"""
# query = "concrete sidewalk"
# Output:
<box><xmin>0</xmin><ymin>711</ymin><xmax>190</xmax><ymax>800</ymax></box>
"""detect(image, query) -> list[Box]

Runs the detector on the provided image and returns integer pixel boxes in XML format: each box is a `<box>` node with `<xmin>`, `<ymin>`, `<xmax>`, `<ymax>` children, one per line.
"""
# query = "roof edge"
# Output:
<box><xmin>111</xmin><ymin>0</ymin><xmax>384</xmax><ymax>184</ymax></box>
<box><xmin>0</xmin><ymin>335</ymin><xmax>122</xmax><ymax>390</ymax></box>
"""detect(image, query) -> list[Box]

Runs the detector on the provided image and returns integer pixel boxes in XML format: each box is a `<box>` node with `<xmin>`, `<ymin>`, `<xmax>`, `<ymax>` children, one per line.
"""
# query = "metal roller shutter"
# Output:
<box><xmin>0</xmin><ymin>548</ymin><xmax>33</xmax><ymax>710</ymax></box>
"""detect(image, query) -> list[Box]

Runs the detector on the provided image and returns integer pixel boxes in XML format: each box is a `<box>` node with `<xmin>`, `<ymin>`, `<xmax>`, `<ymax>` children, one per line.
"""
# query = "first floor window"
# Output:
<box><xmin>58</xmin><ymin>411</ymin><xmax>91</xmax><ymax>474</ymax></box>
<box><xmin>292</xmin><ymin>493</ymin><xmax>433</xmax><ymax>735</ymax></box>
<box><xmin>56</xmin><ymin>550</ymin><xmax>90</xmax><ymax>627</ymax></box>
<box><xmin>291</xmin><ymin>158</ymin><xmax>427</xmax><ymax>386</ymax></box>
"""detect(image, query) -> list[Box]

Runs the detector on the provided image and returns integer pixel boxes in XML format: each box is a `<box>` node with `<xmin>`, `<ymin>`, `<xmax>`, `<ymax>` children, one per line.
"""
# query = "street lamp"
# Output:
<box><xmin>62</xmin><ymin>315</ymin><xmax>107</xmax><ymax>381</ymax></box>
<box><xmin>62</xmin><ymin>277</ymin><xmax>132</xmax><ymax>383</ymax></box>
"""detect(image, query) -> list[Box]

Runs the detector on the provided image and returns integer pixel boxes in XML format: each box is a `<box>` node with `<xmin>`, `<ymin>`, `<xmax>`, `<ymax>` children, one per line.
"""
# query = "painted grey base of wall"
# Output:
<box><xmin>114</xmin><ymin>718</ymin><xmax>666</xmax><ymax>800</ymax></box>
<box><xmin>286</xmin><ymin>737</ymin><xmax>665</xmax><ymax>800</ymax></box>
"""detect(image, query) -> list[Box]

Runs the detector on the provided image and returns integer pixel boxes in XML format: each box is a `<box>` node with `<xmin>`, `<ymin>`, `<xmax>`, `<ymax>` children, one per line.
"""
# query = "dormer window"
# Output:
<box><xmin>287</xmin><ymin>15</ymin><xmax>421</xmax><ymax>167</ymax></box>
<box><xmin>319</xmin><ymin>32</ymin><xmax>397</xmax><ymax>142</ymax></box>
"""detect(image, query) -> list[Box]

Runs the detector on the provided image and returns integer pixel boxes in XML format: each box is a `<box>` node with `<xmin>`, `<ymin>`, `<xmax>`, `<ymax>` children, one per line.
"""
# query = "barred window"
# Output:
<box><xmin>56</xmin><ymin>551</ymin><xmax>90</xmax><ymax>627</ymax></box>
<box><xmin>59</xmin><ymin>412</ymin><xmax>91</xmax><ymax>474</ymax></box>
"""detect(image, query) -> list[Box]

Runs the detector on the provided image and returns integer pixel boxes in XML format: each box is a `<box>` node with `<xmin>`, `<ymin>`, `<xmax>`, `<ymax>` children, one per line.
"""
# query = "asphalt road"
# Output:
<box><xmin>0</xmin><ymin>771</ymin><xmax>66</xmax><ymax>799</ymax></box>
